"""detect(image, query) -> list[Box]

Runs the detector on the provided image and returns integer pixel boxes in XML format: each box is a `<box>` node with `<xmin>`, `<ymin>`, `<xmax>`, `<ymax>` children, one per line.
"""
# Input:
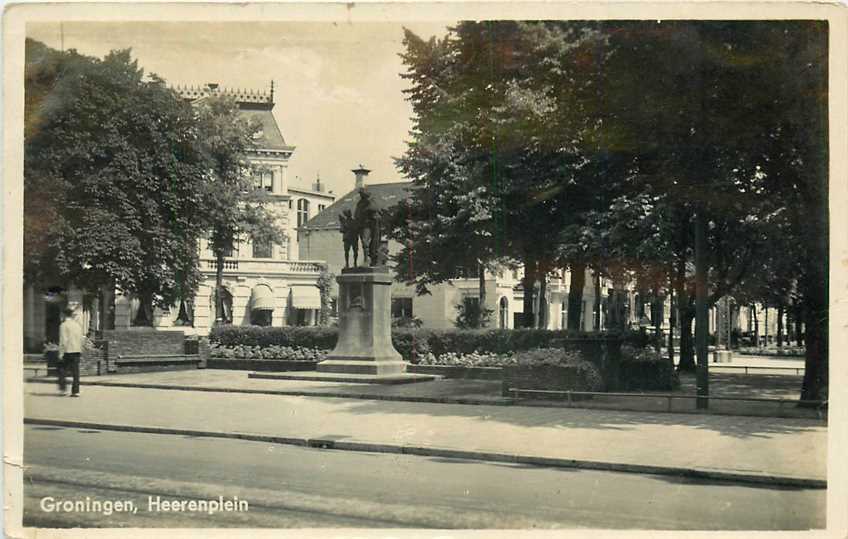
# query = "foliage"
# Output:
<box><xmin>453</xmin><ymin>301</ymin><xmax>494</xmax><ymax>330</ymax></box>
<box><xmin>316</xmin><ymin>269</ymin><xmax>334</xmax><ymax>326</ymax></box>
<box><xmin>392</xmin><ymin>316</ymin><xmax>423</xmax><ymax>329</ymax></box>
<box><xmin>24</xmin><ymin>40</ymin><xmax>209</xmax><ymax>314</ymax></box>
<box><xmin>619</xmin><ymin>345</ymin><xmax>678</xmax><ymax>390</ymax></box>
<box><xmin>209</xmin><ymin>325</ymin><xmax>338</xmax><ymax>350</ymax></box>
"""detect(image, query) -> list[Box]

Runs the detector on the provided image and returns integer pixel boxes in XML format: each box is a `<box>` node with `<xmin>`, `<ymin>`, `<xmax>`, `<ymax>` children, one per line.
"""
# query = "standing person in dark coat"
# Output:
<box><xmin>58</xmin><ymin>307</ymin><xmax>83</xmax><ymax>397</ymax></box>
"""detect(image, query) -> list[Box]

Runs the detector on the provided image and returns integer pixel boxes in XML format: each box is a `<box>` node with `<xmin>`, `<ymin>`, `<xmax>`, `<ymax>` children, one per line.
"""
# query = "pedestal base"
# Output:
<box><xmin>248</xmin><ymin>371</ymin><xmax>437</xmax><ymax>385</ymax></box>
<box><xmin>320</xmin><ymin>268</ymin><xmax>406</xmax><ymax>376</ymax></box>
<box><xmin>317</xmin><ymin>359</ymin><xmax>406</xmax><ymax>375</ymax></box>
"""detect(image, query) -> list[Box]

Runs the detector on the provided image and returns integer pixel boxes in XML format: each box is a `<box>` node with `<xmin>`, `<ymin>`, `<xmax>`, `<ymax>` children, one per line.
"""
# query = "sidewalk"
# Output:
<box><xmin>26</xmin><ymin>367</ymin><xmax>823</xmax><ymax>419</ymax></box>
<box><xmin>24</xmin><ymin>380</ymin><xmax>827</xmax><ymax>487</ymax></box>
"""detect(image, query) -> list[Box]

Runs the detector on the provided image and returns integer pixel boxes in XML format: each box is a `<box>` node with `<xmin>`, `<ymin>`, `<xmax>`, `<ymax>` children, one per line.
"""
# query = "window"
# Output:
<box><xmin>561</xmin><ymin>301</ymin><xmax>567</xmax><ymax>329</ymax></box>
<box><xmin>499</xmin><ymin>297</ymin><xmax>509</xmax><ymax>329</ymax></box>
<box><xmin>297</xmin><ymin>199</ymin><xmax>310</xmax><ymax>227</ymax></box>
<box><xmin>253</xmin><ymin>171</ymin><xmax>273</xmax><ymax>192</ymax></box>
<box><xmin>252</xmin><ymin>238</ymin><xmax>272</xmax><ymax>258</ymax></box>
<box><xmin>288</xmin><ymin>199</ymin><xmax>293</xmax><ymax>209</ymax></box>
<box><xmin>391</xmin><ymin>298</ymin><xmax>413</xmax><ymax>319</ymax></box>
<box><xmin>318</xmin><ymin>204</ymin><xmax>326</xmax><ymax>212</ymax></box>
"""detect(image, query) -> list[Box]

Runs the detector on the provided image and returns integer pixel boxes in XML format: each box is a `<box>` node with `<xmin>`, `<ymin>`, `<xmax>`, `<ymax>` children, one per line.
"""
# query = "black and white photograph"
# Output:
<box><xmin>3</xmin><ymin>2</ymin><xmax>847</xmax><ymax>536</ymax></box>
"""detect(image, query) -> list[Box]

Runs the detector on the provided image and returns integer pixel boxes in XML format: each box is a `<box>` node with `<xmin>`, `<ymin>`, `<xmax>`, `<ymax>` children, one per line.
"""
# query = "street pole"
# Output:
<box><xmin>695</xmin><ymin>210</ymin><xmax>709</xmax><ymax>409</ymax></box>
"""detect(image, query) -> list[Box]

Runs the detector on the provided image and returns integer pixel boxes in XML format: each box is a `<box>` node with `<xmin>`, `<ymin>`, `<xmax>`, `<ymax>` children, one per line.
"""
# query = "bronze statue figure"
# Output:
<box><xmin>353</xmin><ymin>188</ymin><xmax>382</xmax><ymax>266</ymax></box>
<box><xmin>339</xmin><ymin>209</ymin><xmax>359</xmax><ymax>268</ymax></box>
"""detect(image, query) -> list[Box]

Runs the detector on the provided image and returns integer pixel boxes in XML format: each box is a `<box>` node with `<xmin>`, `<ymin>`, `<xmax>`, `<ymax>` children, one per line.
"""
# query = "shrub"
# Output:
<box><xmin>208</xmin><ymin>325</ymin><xmax>618</xmax><ymax>362</ymax></box>
<box><xmin>209</xmin><ymin>326</ymin><xmax>338</xmax><ymax>349</ymax></box>
<box><xmin>619</xmin><ymin>345</ymin><xmax>677</xmax><ymax>390</ymax></box>
<box><xmin>392</xmin><ymin>316</ymin><xmax>423</xmax><ymax>329</ymax></box>
<box><xmin>513</xmin><ymin>348</ymin><xmax>584</xmax><ymax>367</ymax></box>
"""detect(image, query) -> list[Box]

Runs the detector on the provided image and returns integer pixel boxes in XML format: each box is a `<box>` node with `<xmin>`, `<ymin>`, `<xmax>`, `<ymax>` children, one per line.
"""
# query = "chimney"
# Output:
<box><xmin>352</xmin><ymin>165</ymin><xmax>371</xmax><ymax>190</ymax></box>
<box><xmin>313</xmin><ymin>173</ymin><xmax>323</xmax><ymax>193</ymax></box>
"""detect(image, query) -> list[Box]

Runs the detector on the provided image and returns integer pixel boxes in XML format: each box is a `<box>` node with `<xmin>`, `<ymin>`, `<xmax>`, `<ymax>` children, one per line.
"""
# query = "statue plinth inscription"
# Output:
<box><xmin>318</xmin><ymin>189</ymin><xmax>404</xmax><ymax>375</ymax></box>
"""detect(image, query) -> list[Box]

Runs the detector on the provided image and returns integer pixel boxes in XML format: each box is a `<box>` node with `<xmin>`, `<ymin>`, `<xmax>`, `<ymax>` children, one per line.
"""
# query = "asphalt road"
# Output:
<box><xmin>22</xmin><ymin>425</ymin><xmax>825</xmax><ymax>530</ymax></box>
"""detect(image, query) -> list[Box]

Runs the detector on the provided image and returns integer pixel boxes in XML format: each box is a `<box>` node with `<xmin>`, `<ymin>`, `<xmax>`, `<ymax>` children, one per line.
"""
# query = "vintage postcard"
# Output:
<box><xmin>3</xmin><ymin>1</ymin><xmax>847</xmax><ymax>537</ymax></box>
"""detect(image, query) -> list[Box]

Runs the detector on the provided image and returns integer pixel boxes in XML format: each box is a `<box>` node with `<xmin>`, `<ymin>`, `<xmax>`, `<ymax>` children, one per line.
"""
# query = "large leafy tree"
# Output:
<box><xmin>25</xmin><ymin>40</ymin><xmax>208</xmax><ymax>322</ymax></box>
<box><xmin>394</xmin><ymin>22</ymin><xmax>614</xmax><ymax>328</ymax></box>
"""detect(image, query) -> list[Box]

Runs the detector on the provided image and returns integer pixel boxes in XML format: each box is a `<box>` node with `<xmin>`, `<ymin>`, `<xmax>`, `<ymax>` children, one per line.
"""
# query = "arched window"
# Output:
<box><xmin>297</xmin><ymin>199</ymin><xmax>310</xmax><ymax>227</ymax></box>
<box><xmin>499</xmin><ymin>297</ymin><xmax>509</xmax><ymax>329</ymax></box>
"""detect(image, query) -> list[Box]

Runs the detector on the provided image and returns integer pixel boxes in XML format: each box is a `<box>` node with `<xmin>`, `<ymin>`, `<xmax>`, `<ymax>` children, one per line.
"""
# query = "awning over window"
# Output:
<box><xmin>290</xmin><ymin>286</ymin><xmax>321</xmax><ymax>309</ymax></box>
<box><xmin>251</xmin><ymin>285</ymin><xmax>275</xmax><ymax>311</ymax></box>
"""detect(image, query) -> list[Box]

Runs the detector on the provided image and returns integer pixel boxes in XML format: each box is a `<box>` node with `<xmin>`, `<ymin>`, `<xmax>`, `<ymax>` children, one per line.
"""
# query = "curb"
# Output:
<box><xmin>24</xmin><ymin>417</ymin><xmax>827</xmax><ymax>490</ymax></box>
<box><xmin>25</xmin><ymin>378</ymin><xmax>514</xmax><ymax>406</ymax></box>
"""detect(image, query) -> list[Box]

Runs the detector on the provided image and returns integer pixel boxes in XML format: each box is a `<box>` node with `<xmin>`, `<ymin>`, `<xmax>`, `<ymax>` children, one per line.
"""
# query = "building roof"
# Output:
<box><xmin>301</xmin><ymin>182</ymin><xmax>415</xmax><ymax>229</ymax></box>
<box><xmin>174</xmin><ymin>83</ymin><xmax>293</xmax><ymax>153</ymax></box>
<box><xmin>240</xmin><ymin>109</ymin><xmax>292</xmax><ymax>152</ymax></box>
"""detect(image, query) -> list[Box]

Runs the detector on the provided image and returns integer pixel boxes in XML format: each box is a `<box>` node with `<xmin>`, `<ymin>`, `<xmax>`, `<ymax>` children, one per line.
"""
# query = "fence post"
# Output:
<box><xmin>667</xmin><ymin>396</ymin><xmax>672</xmax><ymax>412</ymax></box>
<box><xmin>567</xmin><ymin>391</ymin><xmax>572</xmax><ymax>407</ymax></box>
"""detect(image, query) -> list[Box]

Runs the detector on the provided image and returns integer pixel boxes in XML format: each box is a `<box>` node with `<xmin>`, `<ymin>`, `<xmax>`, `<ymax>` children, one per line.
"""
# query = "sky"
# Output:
<box><xmin>26</xmin><ymin>21</ymin><xmax>453</xmax><ymax>197</ymax></box>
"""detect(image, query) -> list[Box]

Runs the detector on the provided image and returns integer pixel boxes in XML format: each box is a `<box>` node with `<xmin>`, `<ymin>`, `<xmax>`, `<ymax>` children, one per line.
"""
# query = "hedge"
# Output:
<box><xmin>208</xmin><ymin>326</ymin><xmax>620</xmax><ymax>362</ymax></box>
<box><xmin>619</xmin><ymin>358</ymin><xmax>677</xmax><ymax>391</ymax></box>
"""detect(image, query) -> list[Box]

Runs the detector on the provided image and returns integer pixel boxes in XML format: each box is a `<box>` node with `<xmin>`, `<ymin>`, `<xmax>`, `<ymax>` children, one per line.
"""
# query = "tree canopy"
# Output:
<box><xmin>394</xmin><ymin>21</ymin><xmax>828</xmax><ymax>398</ymax></box>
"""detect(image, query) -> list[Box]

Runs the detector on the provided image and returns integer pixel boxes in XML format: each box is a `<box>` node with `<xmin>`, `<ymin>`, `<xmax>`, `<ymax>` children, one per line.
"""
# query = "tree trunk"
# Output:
<box><xmin>752</xmin><ymin>304</ymin><xmax>759</xmax><ymax>349</ymax></box>
<box><xmin>593</xmin><ymin>270</ymin><xmax>602</xmax><ymax>331</ymax></box>
<box><xmin>678</xmin><ymin>307</ymin><xmax>695</xmax><ymax>371</ymax></box>
<box><xmin>537</xmin><ymin>270</ymin><xmax>547</xmax><ymax>329</ymax></box>
<box><xmin>567</xmin><ymin>262</ymin><xmax>586</xmax><ymax>331</ymax></box>
<box><xmin>794</xmin><ymin>300</ymin><xmax>804</xmax><ymax>346</ymax></box>
<box><xmin>478</xmin><ymin>264</ymin><xmax>487</xmax><ymax>329</ymax></box>
<box><xmin>764</xmin><ymin>307</ymin><xmax>769</xmax><ymax>347</ymax></box>
<box><xmin>694</xmin><ymin>210</ymin><xmax>709</xmax><ymax>408</ymax></box>
<box><xmin>215</xmin><ymin>249</ymin><xmax>225</xmax><ymax>325</ymax></box>
<box><xmin>668</xmin><ymin>280</ymin><xmax>675</xmax><ymax>365</ymax></box>
<box><xmin>652</xmin><ymin>286</ymin><xmax>662</xmax><ymax>344</ymax></box>
<box><xmin>800</xmin><ymin>303</ymin><xmax>828</xmax><ymax>403</ymax></box>
<box><xmin>777</xmin><ymin>304</ymin><xmax>784</xmax><ymax>348</ymax></box>
<box><xmin>521</xmin><ymin>255</ymin><xmax>537</xmax><ymax>329</ymax></box>
<box><xmin>133</xmin><ymin>290</ymin><xmax>155</xmax><ymax>327</ymax></box>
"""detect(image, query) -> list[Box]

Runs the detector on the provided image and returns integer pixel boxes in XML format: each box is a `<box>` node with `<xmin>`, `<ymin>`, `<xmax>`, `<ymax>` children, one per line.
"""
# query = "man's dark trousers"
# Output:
<box><xmin>57</xmin><ymin>353</ymin><xmax>80</xmax><ymax>395</ymax></box>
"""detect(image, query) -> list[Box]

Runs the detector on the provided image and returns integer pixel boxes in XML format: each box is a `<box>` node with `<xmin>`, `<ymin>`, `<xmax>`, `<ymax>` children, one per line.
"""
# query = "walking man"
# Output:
<box><xmin>58</xmin><ymin>306</ymin><xmax>83</xmax><ymax>397</ymax></box>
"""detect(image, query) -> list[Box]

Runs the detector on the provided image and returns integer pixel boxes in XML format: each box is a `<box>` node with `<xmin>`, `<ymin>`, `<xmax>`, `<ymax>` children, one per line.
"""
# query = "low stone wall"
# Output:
<box><xmin>206</xmin><ymin>359</ymin><xmax>318</xmax><ymax>372</ymax></box>
<box><xmin>100</xmin><ymin>328</ymin><xmax>200</xmax><ymax>374</ymax></box>
<box><xmin>407</xmin><ymin>365</ymin><xmax>502</xmax><ymax>380</ymax></box>
<box><xmin>103</xmin><ymin>328</ymin><xmax>186</xmax><ymax>357</ymax></box>
<box><xmin>501</xmin><ymin>365</ymin><xmax>593</xmax><ymax>399</ymax></box>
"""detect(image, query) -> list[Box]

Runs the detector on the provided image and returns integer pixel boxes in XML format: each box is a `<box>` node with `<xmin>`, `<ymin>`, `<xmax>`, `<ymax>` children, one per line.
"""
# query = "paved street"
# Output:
<box><xmin>23</xmin><ymin>425</ymin><xmax>825</xmax><ymax>529</ymax></box>
<box><xmin>24</xmin><ymin>382</ymin><xmax>827</xmax><ymax>482</ymax></box>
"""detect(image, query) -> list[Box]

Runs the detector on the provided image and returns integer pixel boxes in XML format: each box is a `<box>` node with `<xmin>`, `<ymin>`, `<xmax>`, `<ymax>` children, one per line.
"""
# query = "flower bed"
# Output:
<box><xmin>209</xmin><ymin>343</ymin><xmax>329</xmax><ymax>362</ymax></box>
<box><xmin>737</xmin><ymin>346</ymin><xmax>805</xmax><ymax>357</ymax></box>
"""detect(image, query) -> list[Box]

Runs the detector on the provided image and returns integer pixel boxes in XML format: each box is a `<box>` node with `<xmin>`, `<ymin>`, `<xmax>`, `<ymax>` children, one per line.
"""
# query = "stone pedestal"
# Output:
<box><xmin>317</xmin><ymin>267</ymin><xmax>406</xmax><ymax>375</ymax></box>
